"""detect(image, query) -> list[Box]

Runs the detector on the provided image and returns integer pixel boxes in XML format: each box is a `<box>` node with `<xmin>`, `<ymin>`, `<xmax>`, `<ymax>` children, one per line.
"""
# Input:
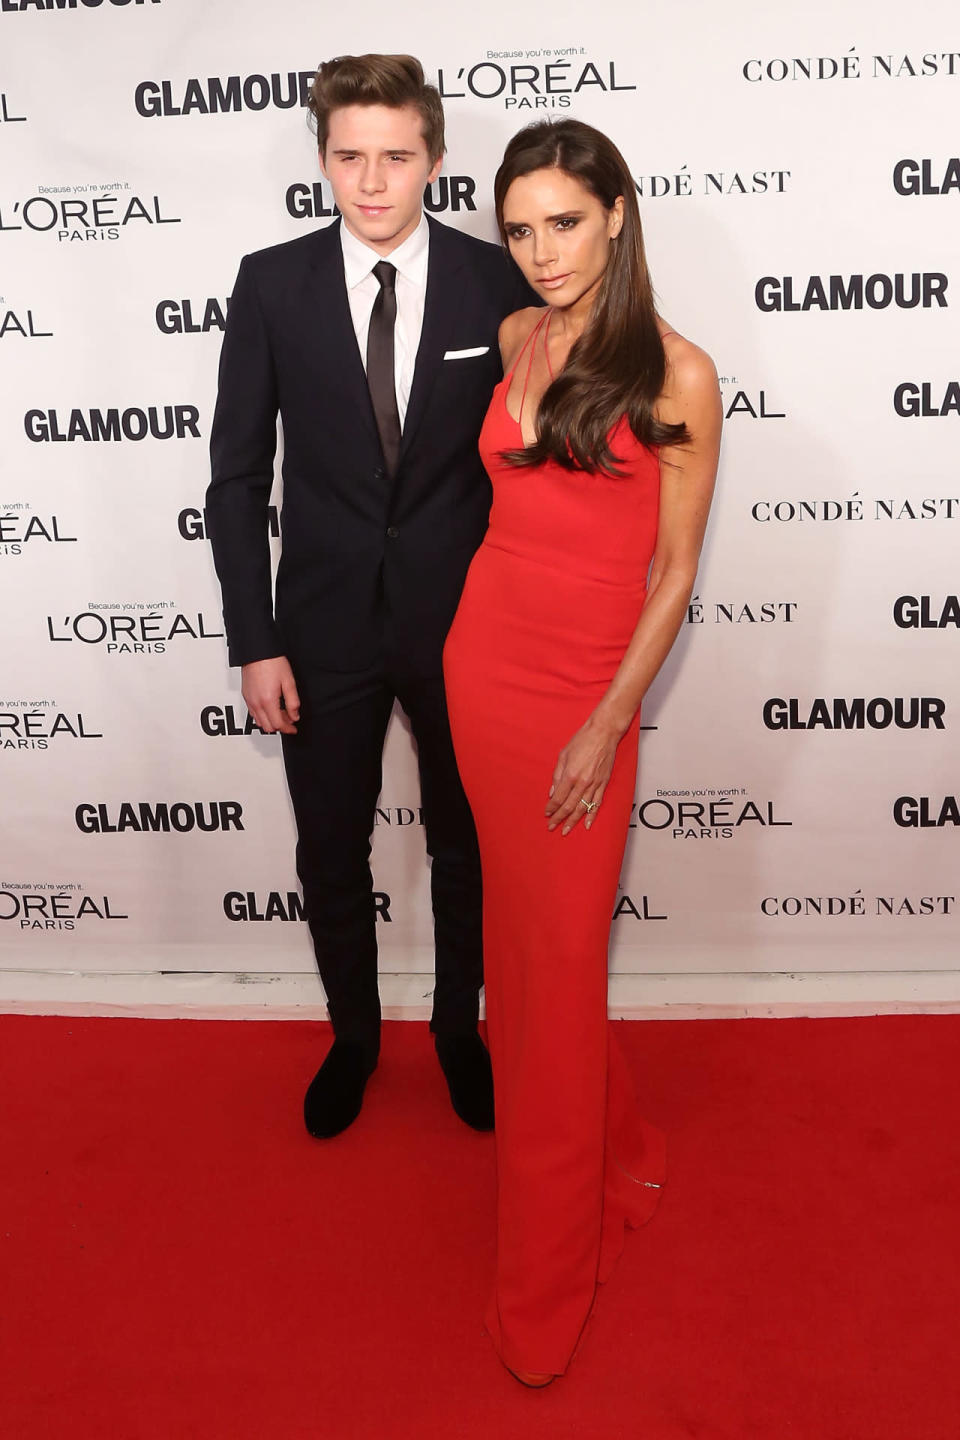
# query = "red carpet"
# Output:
<box><xmin>2</xmin><ymin>1014</ymin><xmax>958</xmax><ymax>1439</ymax></box>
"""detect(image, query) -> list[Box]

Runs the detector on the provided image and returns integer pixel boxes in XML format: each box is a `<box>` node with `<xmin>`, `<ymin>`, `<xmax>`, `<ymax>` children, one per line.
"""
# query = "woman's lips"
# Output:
<box><xmin>538</xmin><ymin>273</ymin><xmax>570</xmax><ymax>289</ymax></box>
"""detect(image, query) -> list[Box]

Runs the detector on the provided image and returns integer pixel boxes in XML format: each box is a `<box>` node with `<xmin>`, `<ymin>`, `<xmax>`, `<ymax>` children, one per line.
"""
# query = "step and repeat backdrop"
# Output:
<box><xmin>1</xmin><ymin>0</ymin><xmax>957</xmax><ymax>1008</ymax></box>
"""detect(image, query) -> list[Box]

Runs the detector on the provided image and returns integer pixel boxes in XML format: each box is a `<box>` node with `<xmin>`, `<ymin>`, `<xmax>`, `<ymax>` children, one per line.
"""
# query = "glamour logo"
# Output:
<box><xmin>612</xmin><ymin>893</ymin><xmax>667</xmax><ymax>920</ymax></box>
<box><xmin>47</xmin><ymin>609</ymin><xmax>223</xmax><ymax>654</ymax></box>
<box><xmin>752</xmin><ymin>495</ymin><xmax>960</xmax><ymax>522</ymax></box>
<box><xmin>634</xmin><ymin>167</ymin><xmax>791</xmax><ymax>199</ymax></box>
<box><xmin>156</xmin><ymin>298</ymin><xmax>229</xmax><ymax>334</ymax></box>
<box><xmin>134</xmin><ymin>72</ymin><xmax>314</xmax><ymax>118</ymax></box>
<box><xmin>893</xmin><ymin>795</ymin><xmax>960</xmax><ymax>828</ymax></box>
<box><xmin>179</xmin><ymin>506</ymin><xmax>279</xmax><ymax>542</ymax></box>
<box><xmin>742</xmin><ymin>51</ymin><xmax>960</xmax><ymax>81</ymax></box>
<box><xmin>761</xmin><ymin>891</ymin><xmax>955</xmax><ymax>916</ymax></box>
<box><xmin>686</xmin><ymin>597</ymin><xmax>798</xmax><ymax>624</ymax></box>
<box><xmin>0</xmin><ymin>94</ymin><xmax>27</xmax><ymax>123</ymax></box>
<box><xmin>0</xmin><ymin>307</ymin><xmax>51</xmax><ymax>338</ymax></box>
<box><xmin>893</xmin><ymin>381</ymin><xmax>960</xmax><ymax>416</ymax></box>
<box><xmin>0</xmin><ymin>189</ymin><xmax>180</xmax><ymax>243</ymax></box>
<box><xmin>763</xmin><ymin>697</ymin><xmax>946</xmax><ymax>730</ymax></box>
<box><xmin>631</xmin><ymin>792</ymin><xmax>791</xmax><ymax>840</ymax></box>
<box><xmin>0</xmin><ymin>705</ymin><xmax>101</xmax><ymax>750</ymax></box>
<box><xmin>2</xmin><ymin>0</ymin><xmax>161</xmax><ymax>9</ymax></box>
<box><xmin>224</xmin><ymin>890</ymin><xmax>305</xmax><ymax>921</ymax></box>
<box><xmin>286</xmin><ymin>181</ymin><xmax>339</xmax><ymax>220</ymax></box>
<box><xmin>223</xmin><ymin>889</ymin><xmax>393</xmax><ymax>921</ymax></box>
<box><xmin>1</xmin><ymin>509</ymin><xmax>76</xmax><ymax>557</ymax></box>
<box><xmin>756</xmin><ymin>273</ymin><xmax>948</xmax><ymax>311</ymax></box>
<box><xmin>25</xmin><ymin>406</ymin><xmax>200</xmax><ymax>442</ymax></box>
<box><xmin>893</xmin><ymin>595</ymin><xmax>960</xmax><ymax>628</ymax></box>
<box><xmin>200</xmin><ymin>705</ymin><xmax>270</xmax><ymax>738</ymax></box>
<box><xmin>0</xmin><ymin>887</ymin><xmax>128</xmax><ymax>933</ymax></box>
<box><xmin>76</xmin><ymin>801</ymin><xmax>244</xmax><ymax>834</ymax></box>
<box><xmin>285</xmin><ymin>175</ymin><xmax>477</xmax><ymax>220</ymax></box>
<box><xmin>436</xmin><ymin>54</ymin><xmax>636</xmax><ymax>110</ymax></box>
<box><xmin>893</xmin><ymin>158</ymin><xmax>960</xmax><ymax>195</ymax></box>
<box><xmin>422</xmin><ymin>176</ymin><xmax>477</xmax><ymax>212</ymax></box>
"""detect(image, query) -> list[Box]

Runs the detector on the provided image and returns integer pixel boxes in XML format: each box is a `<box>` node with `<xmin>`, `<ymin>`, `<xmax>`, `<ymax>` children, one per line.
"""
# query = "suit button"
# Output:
<box><xmin>373</xmin><ymin>467</ymin><xmax>385</xmax><ymax>480</ymax></box>
<box><xmin>386</xmin><ymin>525</ymin><xmax>399</xmax><ymax>539</ymax></box>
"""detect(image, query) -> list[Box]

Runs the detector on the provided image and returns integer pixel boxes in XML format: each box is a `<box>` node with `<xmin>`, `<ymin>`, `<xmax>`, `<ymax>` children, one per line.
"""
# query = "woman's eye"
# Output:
<box><xmin>506</xmin><ymin>226</ymin><xmax>529</xmax><ymax>240</ymax></box>
<box><xmin>556</xmin><ymin>217</ymin><xmax>578</xmax><ymax>230</ymax></box>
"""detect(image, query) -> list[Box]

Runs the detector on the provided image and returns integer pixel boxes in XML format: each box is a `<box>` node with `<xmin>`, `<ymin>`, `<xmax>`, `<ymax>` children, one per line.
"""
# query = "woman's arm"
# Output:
<box><xmin>546</xmin><ymin>338</ymin><xmax>722</xmax><ymax>832</ymax></box>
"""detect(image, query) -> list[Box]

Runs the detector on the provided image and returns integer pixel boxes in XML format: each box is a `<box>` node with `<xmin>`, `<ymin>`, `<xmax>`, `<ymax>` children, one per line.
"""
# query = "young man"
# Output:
<box><xmin>206</xmin><ymin>55</ymin><xmax>533</xmax><ymax>1137</ymax></box>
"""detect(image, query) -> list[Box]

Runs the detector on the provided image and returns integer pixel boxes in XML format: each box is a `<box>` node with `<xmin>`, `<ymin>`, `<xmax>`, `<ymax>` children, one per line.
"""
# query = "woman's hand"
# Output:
<box><xmin>545</xmin><ymin>709</ymin><xmax>628</xmax><ymax>834</ymax></box>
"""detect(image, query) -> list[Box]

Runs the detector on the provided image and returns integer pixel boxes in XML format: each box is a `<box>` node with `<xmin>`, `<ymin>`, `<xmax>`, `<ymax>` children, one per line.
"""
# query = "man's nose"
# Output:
<box><xmin>359</xmin><ymin>163</ymin><xmax>386</xmax><ymax>193</ymax></box>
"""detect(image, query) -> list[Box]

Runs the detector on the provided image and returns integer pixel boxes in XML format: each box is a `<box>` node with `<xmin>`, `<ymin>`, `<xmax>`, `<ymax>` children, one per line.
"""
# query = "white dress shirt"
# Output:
<box><xmin>340</xmin><ymin>212</ymin><xmax>430</xmax><ymax>429</ymax></box>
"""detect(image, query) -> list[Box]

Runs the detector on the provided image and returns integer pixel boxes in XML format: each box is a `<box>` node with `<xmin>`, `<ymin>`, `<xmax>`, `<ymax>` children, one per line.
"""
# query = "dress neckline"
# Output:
<box><xmin>498</xmin><ymin>318</ymin><xmax>674</xmax><ymax>446</ymax></box>
<box><xmin>503</xmin><ymin>309</ymin><xmax>554</xmax><ymax>437</ymax></box>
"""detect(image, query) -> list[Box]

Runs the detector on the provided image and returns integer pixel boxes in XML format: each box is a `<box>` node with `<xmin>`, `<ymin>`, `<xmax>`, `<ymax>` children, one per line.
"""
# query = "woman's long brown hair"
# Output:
<box><xmin>494</xmin><ymin>119</ymin><xmax>688</xmax><ymax>475</ymax></box>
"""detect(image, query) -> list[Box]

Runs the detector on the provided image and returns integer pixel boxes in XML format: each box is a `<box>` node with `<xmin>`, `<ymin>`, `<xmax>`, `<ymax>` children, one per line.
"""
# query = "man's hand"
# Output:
<box><xmin>241</xmin><ymin>656</ymin><xmax>301</xmax><ymax>735</ymax></box>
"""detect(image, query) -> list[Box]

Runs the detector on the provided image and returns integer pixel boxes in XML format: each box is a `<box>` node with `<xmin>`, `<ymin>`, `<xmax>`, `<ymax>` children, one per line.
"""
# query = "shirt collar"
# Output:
<box><xmin>340</xmin><ymin>211</ymin><xmax>430</xmax><ymax>290</ymax></box>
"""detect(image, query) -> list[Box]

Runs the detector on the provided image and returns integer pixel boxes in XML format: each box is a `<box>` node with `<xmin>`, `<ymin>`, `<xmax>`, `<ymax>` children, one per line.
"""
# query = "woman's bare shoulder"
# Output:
<box><xmin>499</xmin><ymin>306</ymin><xmax>543</xmax><ymax>370</ymax></box>
<box><xmin>657</xmin><ymin>327</ymin><xmax>722</xmax><ymax>436</ymax></box>
<box><xmin>661</xmin><ymin>327</ymin><xmax>718</xmax><ymax>392</ymax></box>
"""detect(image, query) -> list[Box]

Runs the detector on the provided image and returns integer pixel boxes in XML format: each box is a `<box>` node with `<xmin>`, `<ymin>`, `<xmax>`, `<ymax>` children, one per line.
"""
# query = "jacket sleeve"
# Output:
<box><xmin>206</xmin><ymin>255</ymin><xmax>283</xmax><ymax>667</ymax></box>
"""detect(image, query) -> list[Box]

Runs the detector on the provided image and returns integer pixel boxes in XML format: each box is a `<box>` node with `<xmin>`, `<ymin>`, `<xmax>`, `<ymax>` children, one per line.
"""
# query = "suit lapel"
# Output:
<box><xmin>399</xmin><ymin>216</ymin><xmax>466</xmax><ymax>461</ymax></box>
<box><xmin>303</xmin><ymin>220</ymin><xmax>378</xmax><ymax>441</ymax></box>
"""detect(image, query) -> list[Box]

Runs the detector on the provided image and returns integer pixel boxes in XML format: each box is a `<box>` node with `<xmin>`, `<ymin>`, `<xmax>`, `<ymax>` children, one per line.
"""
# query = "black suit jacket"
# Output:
<box><xmin>206</xmin><ymin>215</ymin><xmax>533</xmax><ymax>673</ymax></box>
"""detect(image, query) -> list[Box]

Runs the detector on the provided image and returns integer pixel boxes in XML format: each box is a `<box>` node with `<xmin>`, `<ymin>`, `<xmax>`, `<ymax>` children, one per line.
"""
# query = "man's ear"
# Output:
<box><xmin>427</xmin><ymin>153</ymin><xmax>444</xmax><ymax>186</ymax></box>
<box><xmin>318</xmin><ymin>146</ymin><xmax>328</xmax><ymax>179</ymax></box>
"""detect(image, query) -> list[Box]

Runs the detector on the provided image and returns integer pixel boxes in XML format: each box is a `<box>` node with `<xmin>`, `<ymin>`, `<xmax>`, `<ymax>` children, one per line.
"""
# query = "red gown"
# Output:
<box><xmin>443</xmin><ymin>317</ymin><xmax>667</xmax><ymax>1376</ymax></box>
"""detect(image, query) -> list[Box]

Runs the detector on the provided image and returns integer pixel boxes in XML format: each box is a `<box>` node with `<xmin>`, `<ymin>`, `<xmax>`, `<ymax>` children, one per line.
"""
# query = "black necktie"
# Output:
<box><xmin>366</xmin><ymin>260</ymin><xmax>402</xmax><ymax>477</ymax></box>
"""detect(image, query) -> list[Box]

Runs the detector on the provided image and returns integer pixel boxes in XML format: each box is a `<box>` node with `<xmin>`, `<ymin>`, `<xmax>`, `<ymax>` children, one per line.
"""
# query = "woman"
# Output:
<box><xmin>443</xmin><ymin>119</ymin><xmax>721</xmax><ymax>1385</ymax></box>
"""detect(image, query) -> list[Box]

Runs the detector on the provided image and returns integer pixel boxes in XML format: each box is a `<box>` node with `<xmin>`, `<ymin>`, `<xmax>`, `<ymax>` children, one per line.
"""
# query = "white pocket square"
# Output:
<box><xmin>443</xmin><ymin>346</ymin><xmax>490</xmax><ymax>360</ymax></box>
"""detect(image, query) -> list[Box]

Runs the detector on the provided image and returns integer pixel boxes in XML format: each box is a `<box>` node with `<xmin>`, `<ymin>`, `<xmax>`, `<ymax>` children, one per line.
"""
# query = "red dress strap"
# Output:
<box><xmin>518</xmin><ymin>309</ymin><xmax>555</xmax><ymax>424</ymax></box>
<box><xmin>504</xmin><ymin>309</ymin><xmax>552</xmax><ymax>433</ymax></box>
<box><xmin>506</xmin><ymin>309</ymin><xmax>551</xmax><ymax>382</ymax></box>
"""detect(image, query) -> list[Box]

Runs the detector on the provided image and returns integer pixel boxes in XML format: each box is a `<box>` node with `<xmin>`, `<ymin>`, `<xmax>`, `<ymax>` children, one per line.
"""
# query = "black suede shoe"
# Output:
<box><xmin>303</xmin><ymin>1040</ymin><xmax>377</xmax><ymax>1139</ymax></box>
<box><xmin>435</xmin><ymin>1031</ymin><xmax>494</xmax><ymax>1131</ymax></box>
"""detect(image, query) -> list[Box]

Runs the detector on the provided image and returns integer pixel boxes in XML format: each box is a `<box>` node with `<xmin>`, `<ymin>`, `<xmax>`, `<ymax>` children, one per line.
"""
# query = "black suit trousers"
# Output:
<box><xmin>280</xmin><ymin>660</ymin><xmax>483</xmax><ymax>1057</ymax></box>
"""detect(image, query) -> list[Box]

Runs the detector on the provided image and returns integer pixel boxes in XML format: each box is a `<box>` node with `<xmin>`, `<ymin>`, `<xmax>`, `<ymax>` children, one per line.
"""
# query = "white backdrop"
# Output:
<box><xmin>2</xmin><ymin>0</ymin><xmax>958</xmax><ymax>1018</ymax></box>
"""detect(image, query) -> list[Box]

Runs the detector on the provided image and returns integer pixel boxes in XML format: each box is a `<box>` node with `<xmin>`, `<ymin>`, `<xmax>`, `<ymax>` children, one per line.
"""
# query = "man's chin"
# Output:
<box><xmin>343</xmin><ymin>209</ymin><xmax>418</xmax><ymax>250</ymax></box>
